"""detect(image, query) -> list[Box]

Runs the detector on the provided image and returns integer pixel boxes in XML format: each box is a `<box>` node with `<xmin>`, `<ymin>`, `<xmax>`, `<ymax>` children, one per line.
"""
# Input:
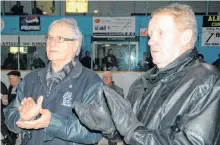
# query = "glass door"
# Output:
<box><xmin>91</xmin><ymin>41</ymin><xmax>138</xmax><ymax>71</ymax></box>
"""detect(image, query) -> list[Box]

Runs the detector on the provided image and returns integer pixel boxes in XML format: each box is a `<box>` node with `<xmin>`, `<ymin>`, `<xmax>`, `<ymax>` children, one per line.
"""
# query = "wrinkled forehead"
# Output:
<box><xmin>8</xmin><ymin>75</ymin><xmax>19</xmax><ymax>79</ymax></box>
<box><xmin>148</xmin><ymin>14</ymin><xmax>176</xmax><ymax>30</ymax></box>
<box><xmin>103</xmin><ymin>72</ymin><xmax>112</xmax><ymax>77</ymax></box>
<box><xmin>48</xmin><ymin>23</ymin><xmax>73</xmax><ymax>37</ymax></box>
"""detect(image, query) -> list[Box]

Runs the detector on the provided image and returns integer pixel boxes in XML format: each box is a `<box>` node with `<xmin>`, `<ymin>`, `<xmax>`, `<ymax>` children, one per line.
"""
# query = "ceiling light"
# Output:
<box><xmin>94</xmin><ymin>10</ymin><xmax>99</xmax><ymax>14</ymax></box>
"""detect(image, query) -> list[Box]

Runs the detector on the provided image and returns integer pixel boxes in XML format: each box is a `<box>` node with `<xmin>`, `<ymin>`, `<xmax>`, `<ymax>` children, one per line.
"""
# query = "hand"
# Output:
<box><xmin>72</xmin><ymin>86</ymin><xmax>115</xmax><ymax>134</ymax></box>
<box><xmin>103</xmin><ymin>86</ymin><xmax>143</xmax><ymax>140</ymax></box>
<box><xmin>19</xmin><ymin>96</ymin><xmax>43</xmax><ymax>121</ymax></box>
<box><xmin>16</xmin><ymin>109</ymin><xmax>51</xmax><ymax>129</ymax></box>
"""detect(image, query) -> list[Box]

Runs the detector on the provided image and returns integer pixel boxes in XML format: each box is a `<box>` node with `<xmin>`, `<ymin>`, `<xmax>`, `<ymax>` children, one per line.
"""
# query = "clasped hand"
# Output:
<box><xmin>16</xmin><ymin>96</ymin><xmax>51</xmax><ymax>129</ymax></box>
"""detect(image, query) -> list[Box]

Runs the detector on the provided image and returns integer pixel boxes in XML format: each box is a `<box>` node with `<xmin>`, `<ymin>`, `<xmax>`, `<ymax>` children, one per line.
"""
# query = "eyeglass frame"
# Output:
<box><xmin>45</xmin><ymin>35</ymin><xmax>76</xmax><ymax>43</ymax></box>
<box><xmin>103</xmin><ymin>76</ymin><xmax>112</xmax><ymax>79</ymax></box>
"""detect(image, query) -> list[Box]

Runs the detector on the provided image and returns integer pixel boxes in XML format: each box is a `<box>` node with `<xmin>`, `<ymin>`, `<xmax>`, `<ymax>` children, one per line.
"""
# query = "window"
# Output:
<box><xmin>66</xmin><ymin>0</ymin><xmax>88</xmax><ymax>13</ymax></box>
<box><xmin>1</xmin><ymin>35</ymin><xmax>48</xmax><ymax>70</ymax></box>
<box><xmin>4</xmin><ymin>1</ymin><xmax>30</xmax><ymax>15</ymax></box>
<box><xmin>92</xmin><ymin>42</ymin><xmax>139</xmax><ymax>71</ymax></box>
<box><xmin>32</xmin><ymin>1</ymin><xmax>57</xmax><ymax>15</ymax></box>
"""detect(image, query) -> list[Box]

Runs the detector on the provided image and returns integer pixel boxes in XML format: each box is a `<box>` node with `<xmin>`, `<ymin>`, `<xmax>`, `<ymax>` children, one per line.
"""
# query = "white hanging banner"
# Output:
<box><xmin>202</xmin><ymin>16</ymin><xmax>220</xmax><ymax>46</ymax></box>
<box><xmin>93</xmin><ymin>17</ymin><xmax>135</xmax><ymax>38</ymax></box>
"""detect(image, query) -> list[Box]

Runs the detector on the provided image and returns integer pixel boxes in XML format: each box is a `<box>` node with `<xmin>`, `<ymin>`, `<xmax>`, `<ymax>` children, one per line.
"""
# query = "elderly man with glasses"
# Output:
<box><xmin>4</xmin><ymin>18</ymin><xmax>103</xmax><ymax>145</ymax></box>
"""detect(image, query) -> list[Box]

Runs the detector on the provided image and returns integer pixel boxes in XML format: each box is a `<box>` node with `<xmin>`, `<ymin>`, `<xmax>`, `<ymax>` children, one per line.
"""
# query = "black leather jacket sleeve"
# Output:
<box><xmin>128</xmin><ymin>78</ymin><xmax>220</xmax><ymax>145</ymax></box>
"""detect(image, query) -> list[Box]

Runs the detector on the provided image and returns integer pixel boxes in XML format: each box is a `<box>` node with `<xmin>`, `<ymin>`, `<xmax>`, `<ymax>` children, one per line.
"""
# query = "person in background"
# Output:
<box><xmin>4</xmin><ymin>18</ymin><xmax>103</xmax><ymax>145</ymax></box>
<box><xmin>2</xmin><ymin>53</ymin><xmax>14</xmax><ymax>69</ymax></box>
<box><xmin>103</xmin><ymin>71</ymin><xmax>124</xmax><ymax>98</ymax></box>
<box><xmin>7</xmin><ymin>70</ymin><xmax>22</xmax><ymax>104</ymax></box>
<box><xmin>138</xmin><ymin>52</ymin><xmax>154</xmax><ymax>71</ymax></box>
<box><xmin>31</xmin><ymin>51</ymin><xmax>46</xmax><ymax>69</ymax></box>
<box><xmin>11</xmin><ymin>1</ymin><xmax>24</xmax><ymax>15</ymax></box>
<box><xmin>73</xmin><ymin>3</ymin><xmax>220</xmax><ymax>145</ymax></box>
<box><xmin>102</xmin><ymin>71</ymin><xmax>124</xmax><ymax>145</ymax></box>
<box><xmin>80</xmin><ymin>51</ymin><xmax>92</xmax><ymax>69</ymax></box>
<box><xmin>103</xmin><ymin>49</ymin><xmax>118</xmax><ymax>71</ymax></box>
<box><xmin>212</xmin><ymin>53</ymin><xmax>220</xmax><ymax>69</ymax></box>
<box><xmin>197</xmin><ymin>53</ymin><xmax>205</xmax><ymax>62</ymax></box>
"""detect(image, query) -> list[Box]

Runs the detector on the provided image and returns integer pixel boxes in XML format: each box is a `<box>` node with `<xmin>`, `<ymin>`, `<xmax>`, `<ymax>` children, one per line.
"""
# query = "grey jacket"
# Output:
<box><xmin>127</xmin><ymin>49</ymin><xmax>220</xmax><ymax>145</ymax></box>
<box><xmin>4</xmin><ymin>60</ymin><xmax>103</xmax><ymax>145</ymax></box>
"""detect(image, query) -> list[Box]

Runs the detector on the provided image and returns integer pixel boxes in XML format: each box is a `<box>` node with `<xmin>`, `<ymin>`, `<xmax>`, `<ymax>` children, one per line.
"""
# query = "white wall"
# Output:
<box><xmin>1</xmin><ymin>70</ymin><xmax>143</xmax><ymax>97</ymax></box>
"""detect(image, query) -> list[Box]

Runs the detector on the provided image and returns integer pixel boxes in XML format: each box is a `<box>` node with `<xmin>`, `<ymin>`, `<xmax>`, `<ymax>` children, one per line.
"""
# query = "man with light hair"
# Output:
<box><xmin>73</xmin><ymin>3</ymin><xmax>220</xmax><ymax>145</ymax></box>
<box><xmin>4</xmin><ymin>18</ymin><xmax>103</xmax><ymax>145</ymax></box>
<box><xmin>103</xmin><ymin>71</ymin><xmax>124</xmax><ymax>98</ymax></box>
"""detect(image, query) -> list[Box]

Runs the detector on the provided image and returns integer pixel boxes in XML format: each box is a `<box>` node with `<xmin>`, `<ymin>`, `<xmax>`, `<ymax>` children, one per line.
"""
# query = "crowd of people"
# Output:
<box><xmin>1</xmin><ymin>3</ymin><xmax>220</xmax><ymax>145</ymax></box>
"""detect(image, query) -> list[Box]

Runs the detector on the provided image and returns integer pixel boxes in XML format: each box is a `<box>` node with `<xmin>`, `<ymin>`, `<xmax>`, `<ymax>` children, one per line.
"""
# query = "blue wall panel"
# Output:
<box><xmin>1</xmin><ymin>15</ymin><xmax>220</xmax><ymax>64</ymax></box>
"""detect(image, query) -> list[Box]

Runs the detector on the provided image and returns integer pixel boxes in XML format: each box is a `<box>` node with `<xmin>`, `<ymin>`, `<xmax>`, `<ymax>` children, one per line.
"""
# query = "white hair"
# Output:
<box><xmin>48</xmin><ymin>18</ymin><xmax>83</xmax><ymax>56</ymax></box>
<box><xmin>152</xmin><ymin>3</ymin><xmax>197</xmax><ymax>47</ymax></box>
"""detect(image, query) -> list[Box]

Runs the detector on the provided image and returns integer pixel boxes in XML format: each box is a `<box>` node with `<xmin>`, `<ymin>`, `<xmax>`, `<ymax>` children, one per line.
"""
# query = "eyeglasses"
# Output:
<box><xmin>45</xmin><ymin>35</ymin><xmax>76</xmax><ymax>43</ymax></box>
<box><xmin>103</xmin><ymin>76</ymin><xmax>112</xmax><ymax>79</ymax></box>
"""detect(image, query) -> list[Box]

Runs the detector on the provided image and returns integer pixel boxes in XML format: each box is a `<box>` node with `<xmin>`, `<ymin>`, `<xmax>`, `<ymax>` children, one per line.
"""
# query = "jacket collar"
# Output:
<box><xmin>145</xmin><ymin>48</ymin><xmax>198</xmax><ymax>83</ymax></box>
<box><xmin>38</xmin><ymin>58</ymin><xmax>83</xmax><ymax>85</ymax></box>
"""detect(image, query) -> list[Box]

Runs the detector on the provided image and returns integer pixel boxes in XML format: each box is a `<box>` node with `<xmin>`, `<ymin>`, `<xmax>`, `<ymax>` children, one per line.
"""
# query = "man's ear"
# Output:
<box><xmin>72</xmin><ymin>40</ymin><xmax>80</xmax><ymax>53</ymax></box>
<box><xmin>180</xmin><ymin>29</ymin><xmax>193</xmax><ymax>45</ymax></box>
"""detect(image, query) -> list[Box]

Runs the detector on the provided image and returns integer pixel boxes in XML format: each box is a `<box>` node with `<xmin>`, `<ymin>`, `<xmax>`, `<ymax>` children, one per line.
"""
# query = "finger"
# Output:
<box><xmin>39</xmin><ymin>108</ymin><xmax>46</xmax><ymax>114</ymax></box>
<box><xmin>39</xmin><ymin>109</ymin><xmax>49</xmax><ymax>117</ymax></box>
<box><xmin>37</xmin><ymin>96</ymin><xmax>43</xmax><ymax>108</ymax></box>
<box><xmin>19</xmin><ymin>118</ymin><xmax>40</xmax><ymax>127</ymax></box>
<box><xmin>27</xmin><ymin>98</ymin><xmax>34</xmax><ymax>108</ymax></box>
<box><xmin>16</xmin><ymin>121</ymin><xmax>34</xmax><ymax>129</ymax></box>
<box><xmin>21</xmin><ymin>98</ymin><xmax>27</xmax><ymax>105</ymax></box>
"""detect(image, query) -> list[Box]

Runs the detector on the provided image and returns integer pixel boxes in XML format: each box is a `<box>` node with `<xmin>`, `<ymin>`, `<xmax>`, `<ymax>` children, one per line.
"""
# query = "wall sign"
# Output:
<box><xmin>20</xmin><ymin>16</ymin><xmax>41</xmax><ymax>31</ymax></box>
<box><xmin>1</xmin><ymin>35</ymin><xmax>46</xmax><ymax>46</ymax></box>
<box><xmin>202</xmin><ymin>16</ymin><xmax>220</xmax><ymax>46</ymax></box>
<box><xmin>93</xmin><ymin>17</ymin><xmax>135</xmax><ymax>38</ymax></box>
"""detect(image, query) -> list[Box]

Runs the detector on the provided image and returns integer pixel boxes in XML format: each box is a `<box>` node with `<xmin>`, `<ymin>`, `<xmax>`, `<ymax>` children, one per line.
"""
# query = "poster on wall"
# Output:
<box><xmin>202</xmin><ymin>16</ymin><xmax>220</xmax><ymax>46</ymax></box>
<box><xmin>93</xmin><ymin>17</ymin><xmax>135</xmax><ymax>38</ymax></box>
<box><xmin>20</xmin><ymin>16</ymin><xmax>41</xmax><ymax>31</ymax></box>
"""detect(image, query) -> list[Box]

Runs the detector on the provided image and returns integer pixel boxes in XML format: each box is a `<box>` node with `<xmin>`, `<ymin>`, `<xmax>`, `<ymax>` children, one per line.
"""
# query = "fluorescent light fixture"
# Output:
<box><xmin>10</xmin><ymin>47</ymin><xmax>27</xmax><ymax>54</ymax></box>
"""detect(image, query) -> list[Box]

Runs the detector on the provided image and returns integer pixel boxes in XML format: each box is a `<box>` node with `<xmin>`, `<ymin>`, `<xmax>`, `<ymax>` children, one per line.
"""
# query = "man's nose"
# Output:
<box><xmin>148</xmin><ymin>37</ymin><xmax>157</xmax><ymax>46</ymax></box>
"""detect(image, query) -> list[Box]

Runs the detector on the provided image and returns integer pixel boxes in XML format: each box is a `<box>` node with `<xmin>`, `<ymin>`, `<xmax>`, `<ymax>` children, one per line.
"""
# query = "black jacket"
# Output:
<box><xmin>127</xmin><ymin>49</ymin><xmax>220</xmax><ymax>145</ymax></box>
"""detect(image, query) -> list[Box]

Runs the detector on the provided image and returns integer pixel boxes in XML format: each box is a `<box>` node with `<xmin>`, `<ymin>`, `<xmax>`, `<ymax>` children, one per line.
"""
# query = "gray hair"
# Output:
<box><xmin>152</xmin><ymin>3</ymin><xmax>197</xmax><ymax>47</ymax></box>
<box><xmin>48</xmin><ymin>18</ymin><xmax>83</xmax><ymax>56</ymax></box>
